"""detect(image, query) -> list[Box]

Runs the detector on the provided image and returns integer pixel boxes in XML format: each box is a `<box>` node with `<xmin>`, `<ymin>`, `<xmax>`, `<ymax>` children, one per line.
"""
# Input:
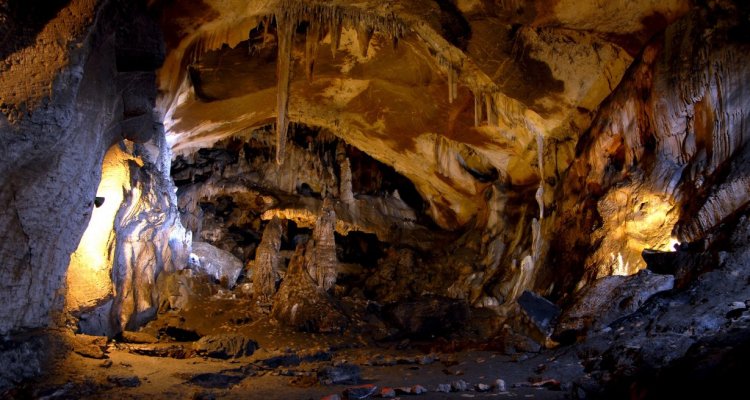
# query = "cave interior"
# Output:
<box><xmin>1</xmin><ymin>0</ymin><xmax>750</xmax><ymax>399</ymax></box>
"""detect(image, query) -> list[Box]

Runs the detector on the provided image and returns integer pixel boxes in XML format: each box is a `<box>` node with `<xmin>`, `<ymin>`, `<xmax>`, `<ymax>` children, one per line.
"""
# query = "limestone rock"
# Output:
<box><xmin>271</xmin><ymin>244</ymin><xmax>347</xmax><ymax>333</ymax></box>
<box><xmin>517</xmin><ymin>290</ymin><xmax>561</xmax><ymax>338</ymax></box>
<box><xmin>384</xmin><ymin>297</ymin><xmax>469</xmax><ymax>338</ymax></box>
<box><xmin>121</xmin><ymin>331</ymin><xmax>159</xmax><ymax>344</ymax></box>
<box><xmin>308</xmin><ymin>197</ymin><xmax>338</xmax><ymax>292</ymax></box>
<box><xmin>193</xmin><ymin>334</ymin><xmax>258</xmax><ymax>359</ymax></box>
<box><xmin>253</xmin><ymin>217</ymin><xmax>284</xmax><ymax>302</ymax></box>
<box><xmin>555</xmin><ymin>270</ymin><xmax>674</xmax><ymax>341</ymax></box>
<box><xmin>110</xmin><ymin>157</ymin><xmax>191</xmax><ymax>334</ymax></box>
<box><xmin>317</xmin><ymin>364</ymin><xmax>361</xmax><ymax>385</ymax></box>
<box><xmin>549</xmin><ymin>6</ymin><xmax>750</xmax><ymax>299</ymax></box>
<box><xmin>189</xmin><ymin>242</ymin><xmax>243</xmax><ymax>288</ymax></box>
<box><xmin>0</xmin><ymin>0</ymin><xmax>167</xmax><ymax>336</ymax></box>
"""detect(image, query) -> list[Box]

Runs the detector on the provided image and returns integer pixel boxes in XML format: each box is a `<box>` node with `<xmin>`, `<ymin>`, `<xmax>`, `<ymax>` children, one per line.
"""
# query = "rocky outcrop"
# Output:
<box><xmin>554</xmin><ymin>271</ymin><xmax>674</xmax><ymax>341</ymax></box>
<box><xmin>73</xmin><ymin>139</ymin><xmax>191</xmax><ymax>337</ymax></box>
<box><xmin>571</xmin><ymin>212</ymin><xmax>750</xmax><ymax>398</ymax></box>
<box><xmin>109</xmin><ymin>144</ymin><xmax>191</xmax><ymax>334</ymax></box>
<box><xmin>547</xmin><ymin>4</ymin><xmax>750</xmax><ymax>298</ymax></box>
<box><xmin>0</xmin><ymin>0</ymin><xmax>166</xmax><ymax>335</ymax></box>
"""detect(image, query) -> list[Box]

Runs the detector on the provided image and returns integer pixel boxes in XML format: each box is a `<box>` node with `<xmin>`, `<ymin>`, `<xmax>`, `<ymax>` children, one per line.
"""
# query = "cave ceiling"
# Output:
<box><xmin>154</xmin><ymin>0</ymin><xmax>691</xmax><ymax>229</ymax></box>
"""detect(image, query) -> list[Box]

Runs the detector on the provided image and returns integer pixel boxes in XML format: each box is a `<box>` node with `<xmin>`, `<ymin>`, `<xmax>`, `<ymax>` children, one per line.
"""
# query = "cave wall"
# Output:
<box><xmin>0</xmin><ymin>0</ymin><xmax>166</xmax><ymax>335</ymax></box>
<box><xmin>70</xmin><ymin>138</ymin><xmax>191</xmax><ymax>337</ymax></box>
<box><xmin>545</xmin><ymin>2</ymin><xmax>750</xmax><ymax>300</ymax></box>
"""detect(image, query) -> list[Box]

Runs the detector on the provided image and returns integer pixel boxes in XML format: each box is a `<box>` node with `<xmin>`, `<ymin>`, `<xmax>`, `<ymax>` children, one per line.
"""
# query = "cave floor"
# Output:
<box><xmin>27</xmin><ymin>280</ymin><xmax>585</xmax><ymax>399</ymax></box>
<box><xmin>37</xmin><ymin>332</ymin><xmax>578</xmax><ymax>400</ymax></box>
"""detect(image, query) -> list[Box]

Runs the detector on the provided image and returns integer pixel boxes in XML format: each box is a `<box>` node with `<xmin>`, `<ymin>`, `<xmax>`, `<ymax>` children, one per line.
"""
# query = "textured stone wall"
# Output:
<box><xmin>0</xmin><ymin>0</ymin><xmax>165</xmax><ymax>334</ymax></box>
<box><xmin>545</xmin><ymin>4</ymin><xmax>750</xmax><ymax>300</ymax></box>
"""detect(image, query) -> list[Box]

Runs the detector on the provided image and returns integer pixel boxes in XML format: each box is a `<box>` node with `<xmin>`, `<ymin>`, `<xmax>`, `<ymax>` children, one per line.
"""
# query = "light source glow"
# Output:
<box><xmin>65</xmin><ymin>144</ymin><xmax>136</xmax><ymax>312</ymax></box>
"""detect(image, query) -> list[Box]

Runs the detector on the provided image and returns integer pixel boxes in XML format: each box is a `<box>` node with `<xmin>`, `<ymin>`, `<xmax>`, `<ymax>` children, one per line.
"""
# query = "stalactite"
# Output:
<box><xmin>485</xmin><ymin>93</ymin><xmax>496</xmax><ymax>125</ymax></box>
<box><xmin>448</xmin><ymin>66</ymin><xmax>454</xmax><ymax>104</ymax></box>
<box><xmin>356</xmin><ymin>25</ymin><xmax>374</xmax><ymax>57</ymax></box>
<box><xmin>275</xmin><ymin>14</ymin><xmax>294</xmax><ymax>165</ymax></box>
<box><xmin>536</xmin><ymin>133</ymin><xmax>544</xmax><ymax>219</ymax></box>
<box><xmin>305</xmin><ymin>22</ymin><xmax>322</xmax><ymax>81</ymax></box>
<box><xmin>474</xmin><ymin>92</ymin><xmax>482</xmax><ymax>127</ymax></box>
<box><xmin>329</xmin><ymin>15</ymin><xmax>342</xmax><ymax>57</ymax></box>
<box><xmin>451</xmin><ymin>68</ymin><xmax>459</xmax><ymax>103</ymax></box>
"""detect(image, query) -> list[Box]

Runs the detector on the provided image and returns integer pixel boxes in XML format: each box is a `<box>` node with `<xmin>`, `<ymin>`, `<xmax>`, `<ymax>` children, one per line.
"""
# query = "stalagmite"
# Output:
<box><xmin>340</xmin><ymin>157</ymin><xmax>355</xmax><ymax>204</ymax></box>
<box><xmin>271</xmin><ymin>243</ymin><xmax>347</xmax><ymax>333</ymax></box>
<box><xmin>356</xmin><ymin>25</ymin><xmax>374</xmax><ymax>57</ymax></box>
<box><xmin>308</xmin><ymin>197</ymin><xmax>338</xmax><ymax>292</ymax></box>
<box><xmin>276</xmin><ymin>14</ymin><xmax>294</xmax><ymax>165</ymax></box>
<box><xmin>305</xmin><ymin>22</ymin><xmax>322</xmax><ymax>81</ymax></box>
<box><xmin>253</xmin><ymin>217</ymin><xmax>284</xmax><ymax>302</ymax></box>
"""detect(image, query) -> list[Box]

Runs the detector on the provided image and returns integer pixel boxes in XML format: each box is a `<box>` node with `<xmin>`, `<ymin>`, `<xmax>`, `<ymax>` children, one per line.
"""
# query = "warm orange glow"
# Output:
<box><xmin>65</xmin><ymin>143</ymin><xmax>137</xmax><ymax>313</ymax></box>
<box><xmin>591</xmin><ymin>188</ymin><xmax>678</xmax><ymax>278</ymax></box>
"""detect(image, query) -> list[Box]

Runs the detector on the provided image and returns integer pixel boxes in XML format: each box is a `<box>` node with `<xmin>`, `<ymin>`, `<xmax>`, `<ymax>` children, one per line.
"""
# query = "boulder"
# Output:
<box><xmin>554</xmin><ymin>270</ymin><xmax>674</xmax><ymax>341</ymax></box>
<box><xmin>121</xmin><ymin>330</ymin><xmax>158</xmax><ymax>344</ymax></box>
<box><xmin>189</xmin><ymin>242</ymin><xmax>244</xmax><ymax>288</ymax></box>
<box><xmin>318</xmin><ymin>364</ymin><xmax>361</xmax><ymax>385</ymax></box>
<box><xmin>193</xmin><ymin>334</ymin><xmax>258</xmax><ymax>359</ymax></box>
<box><xmin>642</xmin><ymin>246</ymin><xmax>717</xmax><ymax>289</ymax></box>
<box><xmin>384</xmin><ymin>296</ymin><xmax>469</xmax><ymax>338</ymax></box>
<box><xmin>517</xmin><ymin>290</ymin><xmax>561</xmax><ymax>337</ymax></box>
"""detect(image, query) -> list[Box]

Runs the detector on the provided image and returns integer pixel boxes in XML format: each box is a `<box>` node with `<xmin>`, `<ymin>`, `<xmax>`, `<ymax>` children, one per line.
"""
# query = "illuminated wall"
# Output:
<box><xmin>65</xmin><ymin>143</ymin><xmax>140</xmax><ymax>315</ymax></box>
